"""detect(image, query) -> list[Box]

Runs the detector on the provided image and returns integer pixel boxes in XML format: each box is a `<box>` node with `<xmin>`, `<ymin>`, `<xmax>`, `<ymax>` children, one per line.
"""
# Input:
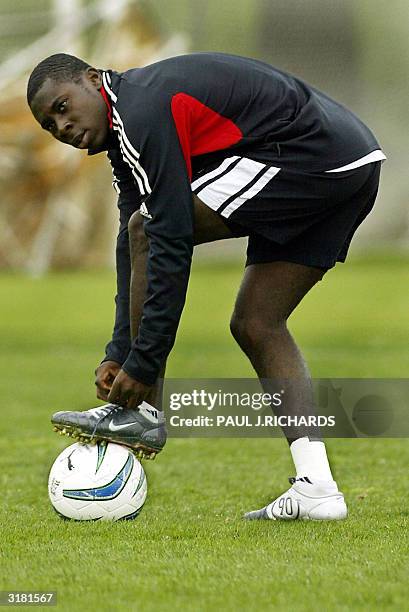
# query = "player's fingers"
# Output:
<box><xmin>127</xmin><ymin>394</ymin><xmax>139</xmax><ymax>410</ymax></box>
<box><xmin>115</xmin><ymin>391</ymin><xmax>133</xmax><ymax>410</ymax></box>
<box><xmin>95</xmin><ymin>376</ymin><xmax>109</xmax><ymax>395</ymax></box>
<box><xmin>96</xmin><ymin>378</ymin><xmax>111</xmax><ymax>390</ymax></box>
<box><xmin>95</xmin><ymin>377</ymin><xmax>110</xmax><ymax>395</ymax></box>
<box><xmin>96</xmin><ymin>388</ymin><xmax>109</xmax><ymax>401</ymax></box>
<box><xmin>117</xmin><ymin>390</ymin><xmax>132</xmax><ymax>408</ymax></box>
<box><xmin>95</xmin><ymin>364</ymin><xmax>120</xmax><ymax>385</ymax></box>
<box><xmin>107</xmin><ymin>383</ymin><xmax>120</xmax><ymax>405</ymax></box>
<box><xmin>98</xmin><ymin>371</ymin><xmax>114</xmax><ymax>385</ymax></box>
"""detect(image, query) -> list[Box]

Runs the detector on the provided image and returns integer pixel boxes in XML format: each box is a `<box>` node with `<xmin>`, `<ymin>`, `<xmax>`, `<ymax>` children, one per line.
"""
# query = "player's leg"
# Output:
<box><xmin>215</xmin><ymin>163</ymin><xmax>380</xmax><ymax>519</ymax></box>
<box><xmin>230</xmin><ymin>261</ymin><xmax>324</xmax><ymax>443</ymax></box>
<box><xmin>231</xmin><ymin>261</ymin><xmax>346</xmax><ymax>520</ymax></box>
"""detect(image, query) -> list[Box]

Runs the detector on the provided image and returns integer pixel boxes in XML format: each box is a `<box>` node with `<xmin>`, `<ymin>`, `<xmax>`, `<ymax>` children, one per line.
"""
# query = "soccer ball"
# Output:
<box><xmin>48</xmin><ymin>442</ymin><xmax>147</xmax><ymax>521</ymax></box>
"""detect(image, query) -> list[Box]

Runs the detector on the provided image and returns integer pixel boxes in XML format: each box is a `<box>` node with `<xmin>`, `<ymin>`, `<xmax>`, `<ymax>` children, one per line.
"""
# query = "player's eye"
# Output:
<box><xmin>44</xmin><ymin>122</ymin><xmax>54</xmax><ymax>132</ymax></box>
<box><xmin>58</xmin><ymin>100</ymin><xmax>67</xmax><ymax>112</ymax></box>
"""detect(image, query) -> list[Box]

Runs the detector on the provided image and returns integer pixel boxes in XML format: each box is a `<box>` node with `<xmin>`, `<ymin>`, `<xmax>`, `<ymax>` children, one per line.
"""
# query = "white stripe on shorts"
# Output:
<box><xmin>191</xmin><ymin>156</ymin><xmax>240</xmax><ymax>191</ymax></box>
<box><xmin>326</xmin><ymin>149</ymin><xmax>386</xmax><ymax>172</ymax></box>
<box><xmin>221</xmin><ymin>166</ymin><xmax>281</xmax><ymax>218</ymax></box>
<box><xmin>192</xmin><ymin>157</ymin><xmax>278</xmax><ymax>212</ymax></box>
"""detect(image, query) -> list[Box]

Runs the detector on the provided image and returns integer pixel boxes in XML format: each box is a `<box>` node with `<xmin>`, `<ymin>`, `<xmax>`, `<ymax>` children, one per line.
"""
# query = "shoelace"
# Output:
<box><xmin>90</xmin><ymin>405</ymin><xmax>121</xmax><ymax>441</ymax></box>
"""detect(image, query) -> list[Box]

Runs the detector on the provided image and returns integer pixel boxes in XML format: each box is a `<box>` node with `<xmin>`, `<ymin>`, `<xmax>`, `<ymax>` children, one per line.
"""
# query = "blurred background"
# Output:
<box><xmin>0</xmin><ymin>0</ymin><xmax>408</xmax><ymax>272</ymax></box>
<box><xmin>1</xmin><ymin>6</ymin><xmax>408</xmax><ymax>602</ymax></box>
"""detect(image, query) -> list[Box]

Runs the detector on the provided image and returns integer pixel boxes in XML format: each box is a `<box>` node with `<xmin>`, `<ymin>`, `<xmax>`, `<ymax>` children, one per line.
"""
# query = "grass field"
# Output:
<box><xmin>1</xmin><ymin>253</ymin><xmax>409</xmax><ymax>611</ymax></box>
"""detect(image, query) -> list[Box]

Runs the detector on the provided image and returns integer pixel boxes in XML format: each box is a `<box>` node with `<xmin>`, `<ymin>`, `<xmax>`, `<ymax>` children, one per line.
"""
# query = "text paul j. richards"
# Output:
<box><xmin>169</xmin><ymin>415</ymin><xmax>337</xmax><ymax>428</ymax></box>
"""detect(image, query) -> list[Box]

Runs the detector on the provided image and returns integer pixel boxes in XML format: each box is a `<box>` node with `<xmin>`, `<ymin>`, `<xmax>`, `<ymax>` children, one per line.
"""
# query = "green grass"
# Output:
<box><xmin>1</xmin><ymin>253</ymin><xmax>409</xmax><ymax>611</ymax></box>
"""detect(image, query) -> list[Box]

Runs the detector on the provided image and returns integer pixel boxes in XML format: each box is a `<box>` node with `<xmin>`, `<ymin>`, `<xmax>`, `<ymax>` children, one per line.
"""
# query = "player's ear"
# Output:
<box><xmin>84</xmin><ymin>67</ymin><xmax>102</xmax><ymax>90</ymax></box>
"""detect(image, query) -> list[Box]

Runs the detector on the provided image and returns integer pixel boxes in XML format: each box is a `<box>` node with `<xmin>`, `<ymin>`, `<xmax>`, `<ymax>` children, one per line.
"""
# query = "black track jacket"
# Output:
<box><xmin>96</xmin><ymin>52</ymin><xmax>380</xmax><ymax>385</ymax></box>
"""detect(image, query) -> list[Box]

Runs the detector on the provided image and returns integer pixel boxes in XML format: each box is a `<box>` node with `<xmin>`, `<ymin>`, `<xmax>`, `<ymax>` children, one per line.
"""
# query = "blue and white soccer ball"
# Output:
<box><xmin>48</xmin><ymin>442</ymin><xmax>147</xmax><ymax>521</ymax></box>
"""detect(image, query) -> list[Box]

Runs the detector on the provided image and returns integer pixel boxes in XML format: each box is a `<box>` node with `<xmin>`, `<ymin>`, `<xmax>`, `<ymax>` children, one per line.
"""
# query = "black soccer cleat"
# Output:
<box><xmin>51</xmin><ymin>402</ymin><xmax>167</xmax><ymax>460</ymax></box>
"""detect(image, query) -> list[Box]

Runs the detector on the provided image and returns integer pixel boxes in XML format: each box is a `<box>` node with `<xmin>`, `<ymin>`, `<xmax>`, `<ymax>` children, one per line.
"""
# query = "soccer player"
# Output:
<box><xmin>27</xmin><ymin>52</ymin><xmax>385</xmax><ymax>520</ymax></box>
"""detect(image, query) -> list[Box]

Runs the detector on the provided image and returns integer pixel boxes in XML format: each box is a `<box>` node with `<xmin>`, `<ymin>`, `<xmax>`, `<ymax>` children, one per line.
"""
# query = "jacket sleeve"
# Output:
<box><xmin>118</xmin><ymin>92</ymin><xmax>195</xmax><ymax>385</ymax></box>
<box><xmin>102</xmin><ymin>148</ymin><xmax>142</xmax><ymax>366</ymax></box>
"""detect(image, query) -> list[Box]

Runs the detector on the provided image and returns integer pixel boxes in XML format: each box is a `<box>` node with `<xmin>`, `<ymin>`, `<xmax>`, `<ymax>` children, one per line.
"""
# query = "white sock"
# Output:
<box><xmin>290</xmin><ymin>437</ymin><xmax>334</xmax><ymax>482</ymax></box>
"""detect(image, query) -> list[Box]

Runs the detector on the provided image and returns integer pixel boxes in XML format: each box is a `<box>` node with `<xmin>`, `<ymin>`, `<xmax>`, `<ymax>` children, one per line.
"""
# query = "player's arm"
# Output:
<box><xmin>95</xmin><ymin>149</ymin><xmax>142</xmax><ymax>400</ymax></box>
<box><xmin>108</xmin><ymin>91</ymin><xmax>194</xmax><ymax>407</ymax></box>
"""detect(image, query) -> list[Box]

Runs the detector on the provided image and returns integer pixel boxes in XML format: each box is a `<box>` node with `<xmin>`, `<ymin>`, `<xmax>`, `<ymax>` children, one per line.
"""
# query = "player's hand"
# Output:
<box><xmin>107</xmin><ymin>369</ymin><xmax>153</xmax><ymax>409</ymax></box>
<box><xmin>95</xmin><ymin>360</ymin><xmax>121</xmax><ymax>401</ymax></box>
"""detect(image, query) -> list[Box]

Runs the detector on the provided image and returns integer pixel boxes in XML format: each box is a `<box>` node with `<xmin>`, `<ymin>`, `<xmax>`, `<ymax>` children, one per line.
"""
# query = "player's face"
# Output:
<box><xmin>30</xmin><ymin>68</ymin><xmax>109</xmax><ymax>151</ymax></box>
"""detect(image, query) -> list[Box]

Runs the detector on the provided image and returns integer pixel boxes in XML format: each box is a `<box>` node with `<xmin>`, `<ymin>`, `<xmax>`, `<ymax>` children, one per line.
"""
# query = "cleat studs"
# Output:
<box><xmin>53</xmin><ymin>426</ymin><xmax>58</xmax><ymax>432</ymax></box>
<box><xmin>132</xmin><ymin>448</ymin><xmax>148</xmax><ymax>460</ymax></box>
<box><xmin>59</xmin><ymin>430</ymin><xmax>64</xmax><ymax>435</ymax></box>
<box><xmin>62</xmin><ymin>428</ymin><xmax>67</xmax><ymax>434</ymax></box>
<box><xmin>149</xmin><ymin>452</ymin><xmax>156</xmax><ymax>460</ymax></box>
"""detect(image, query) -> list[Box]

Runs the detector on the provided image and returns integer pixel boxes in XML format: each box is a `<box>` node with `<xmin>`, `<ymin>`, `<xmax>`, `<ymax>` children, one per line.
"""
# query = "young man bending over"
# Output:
<box><xmin>27</xmin><ymin>52</ymin><xmax>385</xmax><ymax>520</ymax></box>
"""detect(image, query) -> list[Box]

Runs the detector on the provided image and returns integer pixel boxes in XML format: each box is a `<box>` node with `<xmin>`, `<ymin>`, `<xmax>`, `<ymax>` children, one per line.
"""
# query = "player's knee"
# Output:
<box><xmin>230</xmin><ymin>312</ymin><xmax>287</xmax><ymax>353</ymax></box>
<box><xmin>230</xmin><ymin>313</ymin><xmax>263</xmax><ymax>352</ymax></box>
<box><xmin>128</xmin><ymin>211</ymin><xmax>148</xmax><ymax>251</ymax></box>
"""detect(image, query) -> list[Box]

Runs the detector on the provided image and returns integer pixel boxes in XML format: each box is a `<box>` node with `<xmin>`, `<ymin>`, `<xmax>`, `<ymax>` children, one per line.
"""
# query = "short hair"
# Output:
<box><xmin>27</xmin><ymin>53</ymin><xmax>92</xmax><ymax>107</ymax></box>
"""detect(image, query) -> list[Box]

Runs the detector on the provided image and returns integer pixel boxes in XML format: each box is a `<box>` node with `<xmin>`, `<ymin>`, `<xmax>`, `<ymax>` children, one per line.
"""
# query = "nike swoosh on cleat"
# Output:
<box><xmin>108</xmin><ymin>421</ymin><xmax>140</xmax><ymax>432</ymax></box>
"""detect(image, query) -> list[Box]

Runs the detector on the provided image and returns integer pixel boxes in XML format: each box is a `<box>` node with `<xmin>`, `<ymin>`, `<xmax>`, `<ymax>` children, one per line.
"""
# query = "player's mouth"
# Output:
<box><xmin>72</xmin><ymin>130</ymin><xmax>89</xmax><ymax>149</ymax></box>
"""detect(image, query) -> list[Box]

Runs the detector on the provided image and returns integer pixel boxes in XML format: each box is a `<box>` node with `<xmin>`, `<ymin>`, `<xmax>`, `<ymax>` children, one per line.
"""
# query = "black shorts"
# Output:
<box><xmin>192</xmin><ymin>159</ymin><xmax>382</xmax><ymax>270</ymax></box>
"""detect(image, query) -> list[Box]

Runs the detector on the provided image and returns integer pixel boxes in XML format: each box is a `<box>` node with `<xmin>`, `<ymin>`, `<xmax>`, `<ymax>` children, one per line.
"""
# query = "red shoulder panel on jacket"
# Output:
<box><xmin>171</xmin><ymin>93</ymin><xmax>243</xmax><ymax>180</ymax></box>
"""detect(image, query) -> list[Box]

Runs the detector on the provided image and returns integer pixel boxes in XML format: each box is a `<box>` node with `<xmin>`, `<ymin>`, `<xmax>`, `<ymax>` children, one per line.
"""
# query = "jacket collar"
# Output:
<box><xmin>88</xmin><ymin>70</ymin><xmax>118</xmax><ymax>155</ymax></box>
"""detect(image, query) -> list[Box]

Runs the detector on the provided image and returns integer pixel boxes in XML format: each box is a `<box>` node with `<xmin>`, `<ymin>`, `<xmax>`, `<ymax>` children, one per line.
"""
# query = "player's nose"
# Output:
<box><xmin>55</xmin><ymin>117</ymin><xmax>74</xmax><ymax>141</ymax></box>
